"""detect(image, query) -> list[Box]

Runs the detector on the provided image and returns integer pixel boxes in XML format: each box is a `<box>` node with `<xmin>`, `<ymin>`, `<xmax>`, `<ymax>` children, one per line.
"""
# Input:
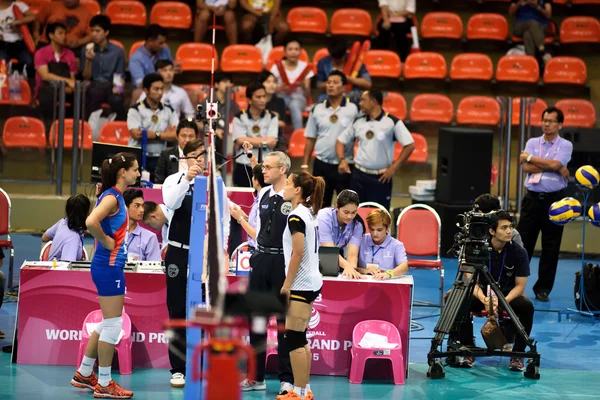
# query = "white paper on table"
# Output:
<box><xmin>358</xmin><ymin>332</ymin><xmax>399</xmax><ymax>349</ymax></box>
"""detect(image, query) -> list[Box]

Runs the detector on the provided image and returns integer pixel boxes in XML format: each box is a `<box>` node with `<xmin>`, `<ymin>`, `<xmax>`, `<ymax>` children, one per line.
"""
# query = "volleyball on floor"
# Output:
<box><xmin>575</xmin><ymin>165</ymin><xmax>599</xmax><ymax>189</ymax></box>
<box><xmin>588</xmin><ymin>203</ymin><xmax>600</xmax><ymax>228</ymax></box>
<box><xmin>562</xmin><ymin>197</ymin><xmax>582</xmax><ymax>217</ymax></box>
<box><xmin>548</xmin><ymin>199</ymin><xmax>574</xmax><ymax>225</ymax></box>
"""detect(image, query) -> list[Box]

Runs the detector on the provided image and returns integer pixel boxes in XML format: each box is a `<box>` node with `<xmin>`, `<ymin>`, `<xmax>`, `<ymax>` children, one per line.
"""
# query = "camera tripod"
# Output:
<box><xmin>427</xmin><ymin>258</ymin><xmax>541</xmax><ymax>380</ymax></box>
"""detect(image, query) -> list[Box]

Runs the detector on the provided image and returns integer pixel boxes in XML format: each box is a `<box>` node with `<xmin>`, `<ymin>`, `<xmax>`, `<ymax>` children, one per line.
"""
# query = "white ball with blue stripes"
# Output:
<box><xmin>548</xmin><ymin>199</ymin><xmax>574</xmax><ymax>225</ymax></box>
<box><xmin>575</xmin><ymin>165</ymin><xmax>600</xmax><ymax>189</ymax></box>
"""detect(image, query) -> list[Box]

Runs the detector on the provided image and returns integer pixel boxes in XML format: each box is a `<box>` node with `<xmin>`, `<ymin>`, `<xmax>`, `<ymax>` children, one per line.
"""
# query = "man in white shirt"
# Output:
<box><xmin>143</xmin><ymin>201</ymin><xmax>174</xmax><ymax>246</ymax></box>
<box><xmin>154</xmin><ymin>118</ymin><xmax>200</xmax><ymax>184</ymax></box>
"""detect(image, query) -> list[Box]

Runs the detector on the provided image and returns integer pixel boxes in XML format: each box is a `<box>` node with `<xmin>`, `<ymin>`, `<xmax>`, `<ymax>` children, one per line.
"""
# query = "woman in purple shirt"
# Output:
<box><xmin>42</xmin><ymin>194</ymin><xmax>91</xmax><ymax>262</ymax></box>
<box><xmin>358</xmin><ymin>209</ymin><xmax>408</xmax><ymax>280</ymax></box>
<box><xmin>317</xmin><ymin>190</ymin><xmax>365</xmax><ymax>279</ymax></box>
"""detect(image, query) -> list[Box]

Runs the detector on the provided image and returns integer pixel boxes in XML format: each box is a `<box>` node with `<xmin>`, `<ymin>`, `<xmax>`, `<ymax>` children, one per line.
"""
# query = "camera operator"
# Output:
<box><xmin>448</xmin><ymin>211</ymin><xmax>534</xmax><ymax>372</ymax></box>
<box><xmin>473</xmin><ymin>193</ymin><xmax>523</xmax><ymax>247</ymax></box>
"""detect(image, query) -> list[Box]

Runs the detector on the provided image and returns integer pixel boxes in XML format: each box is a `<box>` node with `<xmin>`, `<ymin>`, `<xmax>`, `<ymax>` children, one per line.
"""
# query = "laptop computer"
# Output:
<box><xmin>319</xmin><ymin>247</ymin><xmax>340</xmax><ymax>277</ymax></box>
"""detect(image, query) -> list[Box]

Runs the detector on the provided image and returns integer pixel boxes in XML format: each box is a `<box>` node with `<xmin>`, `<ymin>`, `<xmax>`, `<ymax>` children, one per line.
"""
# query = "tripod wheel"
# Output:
<box><xmin>524</xmin><ymin>362</ymin><xmax>540</xmax><ymax>380</ymax></box>
<box><xmin>427</xmin><ymin>360</ymin><xmax>445</xmax><ymax>379</ymax></box>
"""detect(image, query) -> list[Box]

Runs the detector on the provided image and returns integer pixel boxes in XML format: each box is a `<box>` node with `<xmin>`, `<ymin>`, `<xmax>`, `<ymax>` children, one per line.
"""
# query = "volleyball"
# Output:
<box><xmin>548</xmin><ymin>200</ymin><xmax>574</xmax><ymax>225</ymax></box>
<box><xmin>562</xmin><ymin>197</ymin><xmax>582</xmax><ymax>217</ymax></box>
<box><xmin>588</xmin><ymin>203</ymin><xmax>600</xmax><ymax>228</ymax></box>
<box><xmin>575</xmin><ymin>165</ymin><xmax>600</xmax><ymax>189</ymax></box>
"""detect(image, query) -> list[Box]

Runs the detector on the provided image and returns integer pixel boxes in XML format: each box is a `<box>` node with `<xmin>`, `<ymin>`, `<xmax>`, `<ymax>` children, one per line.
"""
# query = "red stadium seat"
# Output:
<box><xmin>176</xmin><ymin>43</ymin><xmax>217</xmax><ymax>72</ymax></box>
<box><xmin>560</xmin><ymin>17</ymin><xmax>600</xmax><ymax>44</ymax></box>
<box><xmin>234</xmin><ymin>86</ymin><xmax>248</xmax><ymax>109</ymax></box>
<box><xmin>403</xmin><ymin>52</ymin><xmax>447</xmax><ymax>80</ymax></box>
<box><xmin>183</xmin><ymin>84</ymin><xmax>210</xmax><ymax>103</ymax></box>
<box><xmin>220</xmin><ymin>45</ymin><xmax>263</xmax><ymax>73</ymax></box>
<box><xmin>0</xmin><ymin>79</ymin><xmax>31</xmax><ymax>106</ymax></box>
<box><xmin>363</xmin><ymin>50</ymin><xmax>401</xmax><ymax>78</ymax></box>
<box><xmin>150</xmin><ymin>1</ymin><xmax>192</xmax><ymax>29</ymax></box>
<box><xmin>450</xmin><ymin>53</ymin><xmax>494</xmax><ymax>81</ymax></box>
<box><xmin>330</xmin><ymin>8</ymin><xmax>372</xmax><ymax>36</ymax></box>
<box><xmin>382</xmin><ymin>92</ymin><xmax>407</xmax><ymax>120</ymax></box>
<box><xmin>105</xmin><ymin>0</ymin><xmax>147</xmax><ymax>27</ymax></box>
<box><xmin>99</xmin><ymin>121</ymin><xmax>131</xmax><ymax>146</ymax></box>
<box><xmin>49</xmin><ymin>120</ymin><xmax>93</xmax><ymax>150</ymax></box>
<box><xmin>402</xmin><ymin>133</ymin><xmax>428</xmax><ymax>163</ymax></box>
<box><xmin>543</xmin><ymin>57</ymin><xmax>587</xmax><ymax>85</ymax></box>
<box><xmin>2</xmin><ymin>117</ymin><xmax>46</xmax><ymax>149</ymax></box>
<box><xmin>421</xmin><ymin>12</ymin><xmax>463</xmax><ymax>39</ymax></box>
<box><xmin>287</xmin><ymin>7</ymin><xmax>328</xmax><ymax>34</ymax></box>
<box><xmin>496</xmin><ymin>55</ymin><xmax>539</xmax><ymax>84</ymax></box>
<box><xmin>555</xmin><ymin>99</ymin><xmax>596</xmax><ymax>128</ymax></box>
<box><xmin>466</xmin><ymin>13</ymin><xmax>509</xmax><ymax>41</ymax></box>
<box><xmin>288</xmin><ymin>129</ymin><xmax>307</xmax><ymax>158</ymax></box>
<box><xmin>511</xmin><ymin>98</ymin><xmax>548</xmax><ymax>126</ymax></box>
<box><xmin>266</xmin><ymin>46</ymin><xmax>310</xmax><ymax>71</ymax></box>
<box><xmin>80</xmin><ymin>0</ymin><xmax>100</xmax><ymax>15</ymax></box>
<box><xmin>456</xmin><ymin>96</ymin><xmax>501</xmax><ymax>126</ymax></box>
<box><xmin>410</xmin><ymin>94</ymin><xmax>454</xmax><ymax>124</ymax></box>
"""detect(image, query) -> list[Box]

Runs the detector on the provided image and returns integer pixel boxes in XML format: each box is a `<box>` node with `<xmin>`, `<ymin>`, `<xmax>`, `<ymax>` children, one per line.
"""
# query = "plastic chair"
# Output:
<box><xmin>406</xmin><ymin>133</ymin><xmax>428</xmax><ymax>163</ymax></box>
<box><xmin>409</xmin><ymin>94</ymin><xmax>454</xmax><ymax>124</ymax></box>
<box><xmin>288</xmin><ymin>129</ymin><xmax>307</xmax><ymax>158</ymax></box>
<box><xmin>286</xmin><ymin>7</ymin><xmax>328</xmax><ymax>34</ymax></box>
<box><xmin>466</xmin><ymin>13</ymin><xmax>508</xmax><ymax>41</ymax></box>
<box><xmin>76</xmin><ymin>310</ymin><xmax>133</xmax><ymax>375</ymax></box>
<box><xmin>349</xmin><ymin>320</ymin><xmax>404</xmax><ymax>385</ymax></box>
<box><xmin>49</xmin><ymin>120</ymin><xmax>93</xmax><ymax>150</ymax></box>
<box><xmin>555</xmin><ymin>99</ymin><xmax>597</xmax><ymax>128</ymax></box>
<box><xmin>80</xmin><ymin>0</ymin><xmax>101</xmax><ymax>15</ymax></box>
<box><xmin>511</xmin><ymin>98</ymin><xmax>547</xmax><ymax>127</ymax></box>
<box><xmin>456</xmin><ymin>96</ymin><xmax>501</xmax><ymax>126</ymax></box>
<box><xmin>421</xmin><ymin>12</ymin><xmax>463</xmax><ymax>39</ymax></box>
<box><xmin>312</xmin><ymin>48</ymin><xmax>330</xmax><ymax>68</ymax></box>
<box><xmin>99</xmin><ymin>121</ymin><xmax>130</xmax><ymax>146</ymax></box>
<box><xmin>382</xmin><ymin>92</ymin><xmax>407</xmax><ymax>120</ymax></box>
<box><xmin>234</xmin><ymin>86</ymin><xmax>248</xmax><ymax>109</ymax></box>
<box><xmin>266</xmin><ymin>317</ymin><xmax>279</xmax><ymax>366</ymax></box>
<box><xmin>105</xmin><ymin>0</ymin><xmax>147</xmax><ymax>27</ymax></box>
<box><xmin>403</xmin><ymin>52</ymin><xmax>447</xmax><ymax>80</ymax></box>
<box><xmin>40</xmin><ymin>240</ymin><xmax>87</xmax><ymax>261</ymax></box>
<box><xmin>543</xmin><ymin>57</ymin><xmax>587</xmax><ymax>85</ymax></box>
<box><xmin>357</xmin><ymin>202</ymin><xmax>390</xmax><ymax>234</ymax></box>
<box><xmin>176</xmin><ymin>43</ymin><xmax>216</xmax><ymax>72</ymax></box>
<box><xmin>183</xmin><ymin>84</ymin><xmax>210</xmax><ymax>103</ymax></box>
<box><xmin>495</xmin><ymin>55</ymin><xmax>539</xmax><ymax>84</ymax></box>
<box><xmin>150</xmin><ymin>1</ymin><xmax>192</xmax><ymax>29</ymax></box>
<box><xmin>220</xmin><ymin>45</ymin><xmax>263</xmax><ymax>73</ymax></box>
<box><xmin>0</xmin><ymin>79</ymin><xmax>31</xmax><ymax>106</ymax></box>
<box><xmin>396</xmin><ymin>204</ymin><xmax>444</xmax><ymax>306</ymax></box>
<box><xmin>560</xmin><ymin>17</ymin><xmax>600</xmax><ymax>44</ymax></box>
<box><xmin>266</xmin><ymin>46</ymin><xmax>310</xmax><ymax>71</ymax></box>
<box><xmin>450</xmin><ymin>53</ymin><xmax>494</xmax><ymax>81</ymax></box>
<box><xmin>330</xmin><ymin>8</ymin><xmax>372</xmax><ymax>36</ymax></box>
<box><xmin>23</xmin><ymin>0</ymin><xmax>49</xmax><ymax>15</ymax></box>
<box><xmin>0</xmin><ymin>189</ymin><xmax>15</xmax><ymax>291</ymax></box>
<box><xmin>363</xmin><ymin>50</ymin><xmax>401</xmax><ymax>78</ymax></box>
<box><xmin>2</xmin><ymin>117</ymin><xmax>46</xmax><ymax>149</ymax></box>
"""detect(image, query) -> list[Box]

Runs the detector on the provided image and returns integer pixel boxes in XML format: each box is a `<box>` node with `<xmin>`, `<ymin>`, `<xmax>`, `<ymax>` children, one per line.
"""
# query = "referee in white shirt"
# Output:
<box><xmin>336</xmin><ymin>89</ymin><xmax>415</xmax><ymax>210</ymax></box>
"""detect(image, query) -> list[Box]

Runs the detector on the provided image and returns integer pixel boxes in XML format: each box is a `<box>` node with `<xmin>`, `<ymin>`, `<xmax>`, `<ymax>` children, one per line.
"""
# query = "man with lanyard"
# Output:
<box><xmin>302</xmin><ymin>71</ymin><xmax>358</xmax><ymax>208</ymax></box>
<box><xmin>336</xmin><ymin>89</ymin><xmax>415</xmax><ymax>210</ymax></box>
<box><xmin>154</xmin><ymin>118</ymin><xmax>198</xmax><ymax>184</ymax></box>
<box><xmin>123</xmin><ymin>189</ymin><xmax>161</xmax><ymax>262</ymax></box>
<box><xmin>232</xmin><ymin>82</ymin><xmax>279</xmax><ymax>187</ymax></box>
<box><xmin>241</xmin><ymin>151</ymin><xmax>294</xmax><ymax>396</ymax></box>
<box><xmin>518</xmin><ymin>106</ymin><xmax>572</xmax><ymax>303</ymax></box>
<box><xmin>448</xmin><ymin>211</ymin><xmax>534</xmax><ymax>371</ymax></box>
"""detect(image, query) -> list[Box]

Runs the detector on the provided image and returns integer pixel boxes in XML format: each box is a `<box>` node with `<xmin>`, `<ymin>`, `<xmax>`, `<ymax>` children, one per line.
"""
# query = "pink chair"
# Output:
<box><xmin>266</xmin><ymin>317</ymin><xmax>279</xmax><ymax>366</ymax></box>
<box><xmin>76</xmin><ymin>310</ymin><xmax>133</xmax><ymax>375</ymax></box>
<box><xmin>349</xmin><ymin>320</ymin><xmax>404</xmax><ymax>385</ymax></box>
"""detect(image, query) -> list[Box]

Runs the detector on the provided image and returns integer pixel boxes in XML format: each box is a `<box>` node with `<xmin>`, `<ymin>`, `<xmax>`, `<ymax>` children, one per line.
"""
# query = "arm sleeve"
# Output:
<box><xmin>358</xmin><ymin>64</ymin><xmax>372</xmax><ymax>82</ymax></box>
<box><xmin>554</xmin><ymin>139</ymin><xmax>573</xmax><ymax>167</ymax></box>
<box><xmin>267</xmin><ymin>114</ymin><xmax>279</xmax><ymax>138</ymax></box>
<box><xmin>524</xmin><ymin>138</ymin><xmax>536</xmax><ymax>155</ymax></box>
<box><xmin>34</xmin><ymin>48</ymin><xmax>47</xmax><ymax>68</ymax></box>
<box><xmin>394</xmin><ymin>119</ymin><xmax>414</xmax><ymax>146</ymax></box>
<box><xmin>394</xmin><ymin>240</ymin><xmax>408</xmax><ymax>265</ymax></box>
<box><xmin>144</xmin><ymin>232</ymin><xmax>162</xmax><ymax>261</ymax></box>
<box><xmin>164</xmin><ymin>46</ymin><xmax>174</xmax><ymax>61</ymax></box>
<box><xmin>348</xmin><ymin>220</ymin><xmax>365</xmax><ymax>247</ymax></box>
<box><xmin>68</xmin><ymin>51</ymin><xmax>78</xmax><ymax>74</ymax></box>
<box><xmin>182</xmin><ymin>92</ymin><xmax>195</xmax><ymax>119</ymax></box>
<box><xmin>337</xmin><ymin>123</ymin><xmax>355</xmax><ymax>146</ymax></box>
<box><xmin>232</xmin><ymin>116</ymin><xmax>245</xmax><ymax>142</ymax></box>
<box><xmin>317</xmin><ymin>211</ymin><xmax>334</xmax><ymax>244</ymax></box>
<box><xmin>304</xmin><ymin>111</ymin><xmax>318</xmax><ymax>139</ymax></box>
<box><xmin>288</xmin><ymin>215</ymin><xmax>306</xmax><ymax>235</ymax></box>
<box><xmin>116</xmin><ymin>49</ymin><xmax>126</xmax><ymax>75</ymax></box>
<box><xmin>162</xmin><ymin>173</ymin><xmax>191</xmax><ymax>210</ymax></box>
<box><xmin>127</xmin><ymin>108</ymin><xmax>142</xmax><ymax>131</ymax></box>
<box><xmin>44</xmin><ymin>219</ymin><xmax>61</xmax><ymax>240</ymax></box>
<box><xmin>316</xmin><ymin>59</ymin><xmax>327</xmax><ymax>83</ymax></box>
<box><xmin>514</xmin><ymin>245</ymin><xmax>531</xmax><ymax>277</ymax></box>
<box><xmin>128</xmin><ymin>57</ymin><xmax>145</xmax><ymax>88</ymax></box>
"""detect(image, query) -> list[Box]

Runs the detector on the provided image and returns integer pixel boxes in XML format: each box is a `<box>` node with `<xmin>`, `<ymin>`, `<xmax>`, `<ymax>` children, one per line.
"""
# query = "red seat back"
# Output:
<box><xmin>2</xmin><ymin>117</ymin><xmax>46</xmax><ymax>148</ymax></box>
<box><xmin>397</xmin><ymin>205</ymin><xmax>440</xmax><ymax>257</ymax></box>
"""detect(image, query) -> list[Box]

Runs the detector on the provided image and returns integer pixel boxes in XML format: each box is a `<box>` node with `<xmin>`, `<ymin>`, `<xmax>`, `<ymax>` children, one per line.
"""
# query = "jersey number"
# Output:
<box><xmin>116</xmin><ymin>280</ymin><xmax>121</xmax><ymax>288</ymax></box>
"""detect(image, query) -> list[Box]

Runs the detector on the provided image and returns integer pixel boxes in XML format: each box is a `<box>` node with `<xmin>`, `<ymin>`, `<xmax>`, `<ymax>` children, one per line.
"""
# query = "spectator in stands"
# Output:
<box><xmin>509</xmin><ymin>0</ymin><xmax>553</xmax><ymax>65</ymax></box>
<box><xmin>41</xmin><ymin>194</ymin><xmax>91</xmax><ymax>262</ymax></box>
<box><xmin>194</xmin><ymin>0</ymin><xmax>237</xmax><ymax>45</ymax></box>
<box><xmin>154</xmin><ymin>117</ymin><xmax>199</xmax><ymax>184</ymax></box>
<box><xmin>34</xmin><ymin>0</ymin><xmax>92</xmax><ymax>53</ymax></box>
<box><xmin>375</xmin><ymin>0</ymin><xmax>415</xmax><ymax>62</ymax></box>
<box><xmin>123</xmin><ymin>189</ymin><xmax>161</xmax><ymax>262</ymax></box>
<box><xmin>0</xmin><ymin>248</ymin><xmax>6</xmax><ymax>339</ymax></box>
<box><xmin>257</xmin><ymin>70</ymin><xmax>286</xmax><ymax>144</ymax></box>
<box><xmin>34</xmin><ymin>22</ymin><xmax>77</xmax><ymax>125</ymax></box>
<box><xmin>127</xmin><ymin>73</ymin><xmax>179</xmax><ymax>183</ymax></box>
<box><xmin>240</xmin><ymin>0</ymin><xmax>288</xmax><ymax>46</ymax></box>
<box><xmin>316</xmin><ymin>37</ymin><xmax>372</xmax><ymax>104</ymax></box>
<box><xmin>81</xmin><ymin>15</ymin><xmax>126</xmax><ymax>120</ymax></box>
<box><xmin>129</xmin><ymin>24</ymin><xmax>173</xmax><ymax>97</ymax></box>
<box><xmin>473</xmin><ymin>193</ymin><xmax>524</xmax><ymax>247</ymax></box>
<box><xmin>142</xmin><ymin>201</ymin><xmax>174</xmax><ymax>247</ymax></box>
<box><xmin>0</xmin><ymin>0</ymin><xmax>36</xmax><ymax>69</ymax></box>
<box><xmin>269</xmin><ymin>39</ymin><xmax>314</xmax><ymax>132</ymax></box>
<box><xmin>138</xmin><ymin>60</ymin><xmax>194</xmax><ymax>120</ymax></box>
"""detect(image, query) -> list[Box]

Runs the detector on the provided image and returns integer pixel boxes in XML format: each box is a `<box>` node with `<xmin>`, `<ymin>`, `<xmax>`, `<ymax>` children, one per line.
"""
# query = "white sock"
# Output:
<box><xmin>77</xmin><ymin>355</ymin><xmax>95</xmax><ymax>377</ymax></box>
<box><xmin>294</xmin><ymin>386</ymin><xmax>306</xmax><ymax>397</ymax></box>
<box><xmin>98</xmin><ymin>366</ymin><xmax>111</xmax><ymax>387</ymax></box>
<box><xmin>306</xmin><ymin>384</ymin><xmax>311</xmax><ymax>392</ymax></box>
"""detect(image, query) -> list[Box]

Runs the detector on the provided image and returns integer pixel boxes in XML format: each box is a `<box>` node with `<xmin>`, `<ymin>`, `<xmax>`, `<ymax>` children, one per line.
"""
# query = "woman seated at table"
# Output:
<box><xmin>42</xmin><ymin>194</ymin><xmax>91</xmax><ymax>262</ymax></box>
<box><xmin>317</xmin><ymin>190</ymin><xmax>364</xmax><ymax>279</ymax></box>
<box><xmin>358</xmin><ymin>209</ymin><xmax>408</xmax><ymax>280</ymax></box>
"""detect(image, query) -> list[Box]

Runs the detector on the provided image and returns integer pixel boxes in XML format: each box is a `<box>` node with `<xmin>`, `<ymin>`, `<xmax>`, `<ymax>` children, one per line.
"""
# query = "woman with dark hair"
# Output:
<box><xmin>258</xmin><ymin>69</ymin><xmax>287</xmax><ymax>147</ymax></box>
<box><xmin>70</xmin><ymin>152</ymin><xmax>139</xmax><ymax>399</ymax></box>
<box><xmin>317</xmin><ymin>189</ymin><xmax>365</xmax><ymax>279</ymax></box>
<box><xmin>278</xmin><ymin>170</ymin><xmax>325</xmax><ymax>400</ymax></box>
<box><xmin>42</xmin><ymin>194</ymin><xmax>91</xmax><ymax>261</ymax></box>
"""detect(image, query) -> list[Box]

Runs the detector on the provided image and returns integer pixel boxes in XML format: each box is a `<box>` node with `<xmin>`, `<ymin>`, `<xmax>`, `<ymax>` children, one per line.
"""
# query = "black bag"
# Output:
<box><xmin>574</xmin><ymin>263</ymin><xmax>600</xmax><ymax>311</ymax></box>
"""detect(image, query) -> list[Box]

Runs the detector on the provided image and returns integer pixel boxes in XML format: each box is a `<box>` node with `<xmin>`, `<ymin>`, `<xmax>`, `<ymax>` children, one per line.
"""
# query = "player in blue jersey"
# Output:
<box><xmin>71</xmin><ymin>152</ymin><xmax>139</xmax><ymax>399</ymax></box>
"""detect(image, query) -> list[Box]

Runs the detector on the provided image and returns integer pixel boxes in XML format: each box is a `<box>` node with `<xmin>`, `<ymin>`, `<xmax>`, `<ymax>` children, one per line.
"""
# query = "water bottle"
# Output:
<box><xmin>9</xmin><ymin>71</ymin><xmax>22</xmax><ymax>101</ymax></box>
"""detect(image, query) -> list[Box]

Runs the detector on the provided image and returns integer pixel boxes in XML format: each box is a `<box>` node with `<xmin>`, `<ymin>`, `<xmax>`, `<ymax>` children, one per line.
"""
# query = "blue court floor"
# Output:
<box><xmin>1</xmin><ymin>233</ymin><xmax>599</xmax><ymax>399</ymax></box>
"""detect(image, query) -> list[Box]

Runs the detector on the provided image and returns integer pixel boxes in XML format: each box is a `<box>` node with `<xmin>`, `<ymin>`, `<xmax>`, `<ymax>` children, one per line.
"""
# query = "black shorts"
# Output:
<box><xmin>290</xmin><ymin>288</ymin><xmax>322</xmax><ymax>304</ymax></box>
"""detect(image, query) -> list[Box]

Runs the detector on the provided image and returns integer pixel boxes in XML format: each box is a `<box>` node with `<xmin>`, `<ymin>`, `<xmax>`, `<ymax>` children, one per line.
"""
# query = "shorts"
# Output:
<box><xmin>290</xmin><ymin>288</ymin><xmax>322</xmax><ymax>304</ymax></box>
<box><xmin>91</xmin><ymin>265</ymin><xmax>126</xmax><ymax>296</ymax></box>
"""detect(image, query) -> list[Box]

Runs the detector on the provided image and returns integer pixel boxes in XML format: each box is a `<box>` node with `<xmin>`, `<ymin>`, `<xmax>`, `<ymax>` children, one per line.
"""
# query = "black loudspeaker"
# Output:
<box><xmin>435</xmin><ymin>127</ymin><xmax>494</xmax><ymax>205</ymax></box>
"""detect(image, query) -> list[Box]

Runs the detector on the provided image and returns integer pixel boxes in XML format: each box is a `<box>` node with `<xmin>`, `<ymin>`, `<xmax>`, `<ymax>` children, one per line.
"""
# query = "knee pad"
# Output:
<box><xmin>285</xmin><ymin>330</ymin><xmax>306</xmax><ymax>352</ymax></box>
<box><xmin>94</xmin><ymin>320</ymin><xmax>104</xmax><ymax>335</ymax></box>
<box><xmin>303</xmin><ymin>329</ymin><xmax>309</xmax><ymax>346</ymax></box>
<box><xmin>99</xmin><ymin>316</ymin><xmax>123</xmax><ymax>345</ymax></box>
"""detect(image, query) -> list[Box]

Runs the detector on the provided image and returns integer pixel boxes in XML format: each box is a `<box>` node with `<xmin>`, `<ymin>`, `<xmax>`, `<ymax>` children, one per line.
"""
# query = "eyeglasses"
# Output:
<box><xmin>542</xmin><ymin>119</ymin><xmax>558</xmax><ymax>124</ymax></box>
<box><xmin>261</xmin><ymin>164</ymin><xmax>280</xmax><ymax>171</ymax></box>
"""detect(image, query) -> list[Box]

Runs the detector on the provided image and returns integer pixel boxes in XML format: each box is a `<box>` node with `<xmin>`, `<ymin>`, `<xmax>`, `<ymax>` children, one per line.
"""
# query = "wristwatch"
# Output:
<box><xmin>155</xmin><ymin>131</ymin><xmax>161</xmax><ymax>139</ymax></box>
<box><xmin>339</xmin><ymin>157</ymin><xmax>346</xmax><ymax>162</ymax></box>
<box><xmin>526</xmin><ymin>154</ymin><xmax>532</xmax><ymax>163</ymax></box>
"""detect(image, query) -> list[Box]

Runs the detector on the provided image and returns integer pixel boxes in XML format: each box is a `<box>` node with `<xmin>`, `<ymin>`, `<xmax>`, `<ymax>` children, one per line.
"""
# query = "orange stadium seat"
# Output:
<box><xmin>105</xmin><ymin>0</ymin><xmax>147</xmax><ymax>27</ymax></box>
<box><xmin>420</xmin><ymin>12</ymin><xmax>463</xmax><ymax>39</ymax></box>
<box><xmin>450</xmin><ymin>53</ymin><xmax>494</xmax><ymax>81</ymax></box>
<box><xmin>49</xmin><ymin>120</ymin><xmax>93</xmax><ymax>150</ymax></box>
<box><xmin>410</xmin><ymin>94</ymin><xmax>454</xmax><ymax>124</ymax></box>
<box><xmin>80</xmin><ymin>0</ymin><xmax>100</xmax><ymax>15</ymax></box>
<box><xmin>330</xmin><ymin>8</ymin><xmax>372</xmax><ymax>36</ymax></box>
<box><xmin>0</xmin><ymin>79</ymin><xmax>31</xmax><ymax>106</ymax></box>
<box><xmin>543</xmin><ymin>57</ymin><xmax>587</xmax><ymax>85</ymax></box>
<box><xmin>512</xmin><ymin>20</ymin><xmax>555</xmax><ymax>45</ymax></box>
<box><xmin>234</xmin><ymin>86</ymin><xmax>248</xmax><ymax>109</ymax></box>
<box><xmin>183</xmin><ymin>84</ymin><xmax>210</xmax><ymax>103</ymax></box>
<box><xmin>571</xmin><ymin>0</ymin><xmax>600</xmax><ymax>4</ymax></box>
<box><xmin>456</xmin><ymin>96</ymin><xmax>501</xmax><ymax>126</ymax></box>
<box><xmin>466</xmin><ymin>13</ymin><xmax>509</xmax><ymax>41</ymax></box>
<box><xmin>560</xmin><ymin>17</ymin><xmax>600</xmax><ymax>44</ymax></box>
<box><xmin>176</xmin><ymin>43</ymin><xmax>216</xmax><ymax>72</ymax></box>
<box><xmin>496</xmin><ymin>55</ymin><xmax>539</xmax><ymax>84</ymax></box>
<box><xmin>221</xmin><ymin>45</ymin><xmax>263</xmax><ymax>73</ymax></box>
<box><xmin>287</xmin><ymin>7</ymin><xmax>328</xmax><ymax>34</ymax></box>
<box><xmin>363</xmin><ymin>50</ymin><xmax>401</xmax><ymax>78</ymax></box>
<box><xmin>312</xmin><ymin>48</ymin><xmax>330</xmax><ymax>67</ymax></box>
<box><xmin>266</xmin><ymin>46</ymin><xmax>310</xmax><ymax>71</ymax></box>
<box><xmin>23</xmin><ymin>0</ymin><xmax>49</xmax><ymax>15</ymax></box>
<box><xmin>399</xmin><ymin>133</ymin><xmax>428</xmax><ymax>163</ymax></box>
<box><xmin>511</xmin><ymin>98</ymin><xmax>548</xmax><ymax>126</ymax></box>
<box><xmin>150</xmin><ymin>1</ymin><xmax>192</xmax><ymax>29</ymax></box>
<box><xmin>1</xmin><ymin>117</ymin><xmax>46</xmax><ymax>149</ymax></box>
<box><xmin>99</xmin><ymin>121</ymin><xmax>130</xmax><ymax>146</ymax></box>
<box><xmin>403</xmin><ymin>52</ymin><xmax>447</xmax><ymax>80</ymax></box>
<box><xmin>288</xmin><ymin>129</ymin><xmax>307</xmax><ymax>158</ymax></box>
<box><xmin>382</xmin><ymin>92</ymin><xmax>407</xmax><ymax>120</ymax></box>
<box><xmin>555</xmin><ymin>99</ymin><xmax>596</xmax><ymax>128</ymax></box>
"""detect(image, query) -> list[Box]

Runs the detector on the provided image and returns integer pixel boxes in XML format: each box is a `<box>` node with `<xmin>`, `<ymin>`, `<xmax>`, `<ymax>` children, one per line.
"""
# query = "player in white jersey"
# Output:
<box><xmin>278</xmin><ymin>170</ymin><xmax>326</xmax><ymax>400</ymax></box>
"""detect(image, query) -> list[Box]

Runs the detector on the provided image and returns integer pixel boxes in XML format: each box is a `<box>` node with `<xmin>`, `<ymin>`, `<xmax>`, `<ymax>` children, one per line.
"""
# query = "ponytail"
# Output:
<box><xmin>99</xmin><ymin>152</ymin><xmax>137</xmax><ymax>196</ymax></box>
<box><xmin>290</xmin><ymin>170</ymin><xmax>326</xmax><ymax>215</ymax></box>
